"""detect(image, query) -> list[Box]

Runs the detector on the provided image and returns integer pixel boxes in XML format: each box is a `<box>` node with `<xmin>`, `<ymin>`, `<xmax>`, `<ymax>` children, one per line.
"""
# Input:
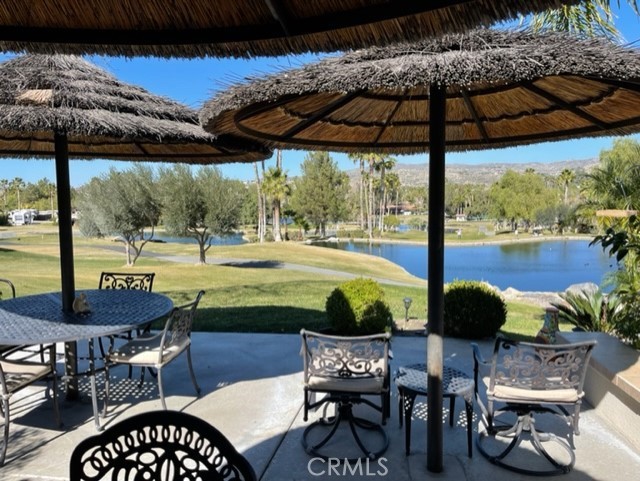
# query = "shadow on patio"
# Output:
<box><xmin>1</xmin><ymin>333</ymin><xmax>639</xmax><ymax>481</ymax></box>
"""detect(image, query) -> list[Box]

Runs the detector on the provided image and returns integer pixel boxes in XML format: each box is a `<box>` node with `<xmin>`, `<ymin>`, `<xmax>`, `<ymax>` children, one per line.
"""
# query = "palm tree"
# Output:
<box><xmin>0</xmin><ymin>179</ymin><xmax>8</xmax><ymax>212</ymax></box>
<box><xmin>253</xmin><ymin>162</ymin><xmax>266</xmax><ymax>243</ymax></box>
<box><xmin>384</xmin><ymin>172</ymin><xmax>401</xmax><ymax>217</ymax></box>
<box><xmin>529</xmin><ymin>1</ymin><xmax>638</xmax><ymax>40</ymax></box>
<box><xmin>348</xmin><ymin>152</ymin><xmax>384</xmax><ymax>238</ymax></box>
<box><xmin>262</xmin><ymin>167</ymin><xmax>289</xmax><ymax>242</ymax></box>
<box><xmin>47</xmin><ymin>180</ymin><xmax>57</xmax><ymax>215</ymax></box>
<box><xmin>12</xmin><ymin>177</ymin><xmax>25</xmax><ymax>210</ymax></box>
<box><xmin>347</xmin><ymin>153</ymin><xmax>366</xmax><ymax>229</ymax></box>
<box><xmin>558</xmin><ymin>168</ymin><xmax>575</xmax><ymax>205</ymax></box>
<box><xmin>262</xmin><ymin>150</ymin><xmax>290</xmax><ymax>242</ymax></box>
<box><xmin>581</xmin><ymin>141</ymin><xmax>640</xmax><ymax>215</ymax></box>
<box><xmin>375</xmin><ymin>156</ymin><xmax>396</xmax><ymax>230</ymax></box>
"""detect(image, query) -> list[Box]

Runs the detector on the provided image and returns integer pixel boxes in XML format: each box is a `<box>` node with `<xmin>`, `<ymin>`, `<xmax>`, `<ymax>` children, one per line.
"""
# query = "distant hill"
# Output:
<box><xmin>345</xmin><ymin>158</ymin><xmax>599</xmax><ymax>187</ymax></box>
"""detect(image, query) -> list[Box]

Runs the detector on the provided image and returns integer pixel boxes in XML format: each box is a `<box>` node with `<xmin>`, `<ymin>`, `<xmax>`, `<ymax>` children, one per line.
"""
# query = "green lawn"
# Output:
<box><xmin>0</xmin><ymin>225</ymin><xmax>550</xmax><ymax>339</ymax></box>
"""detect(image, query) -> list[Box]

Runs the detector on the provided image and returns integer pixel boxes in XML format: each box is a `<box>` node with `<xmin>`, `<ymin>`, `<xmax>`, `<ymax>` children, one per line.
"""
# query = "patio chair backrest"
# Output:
<box><xmin>69</xmin><ymin>410</ymin><xmax>256</xmax><ymax>481</ymax></box>
<box><xmin>488</xmin><ymin>337</ymin><xmax>596</xmax><ymax>396</ymax></box>
<box><xmin>98</xmin><ymin>272</ymin><xmax>155</xmax><ymax>291</ymax></box>
<box><xmin>301</xmin><ymin>329</ymin><xmax>390</xmax><ymax>385</ymax></box>
<box><xmin>159</xmin><ymin>290</ymin><xmax>204</xmax><ymax>358</ymax></box>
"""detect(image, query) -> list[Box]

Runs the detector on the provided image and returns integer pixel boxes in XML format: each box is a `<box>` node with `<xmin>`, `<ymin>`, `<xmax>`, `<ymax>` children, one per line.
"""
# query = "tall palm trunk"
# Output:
<box><xmin>378</xmin><ymin>164</ymin><xmax>387</xmax><ymax>231</ymax></box>
<box><xmin>254</xmin><ymin>162</ymin><xmax>265</xmax><ymax>243</ymax></box>
<box><xmin>368</xmin><ymin>164</ymin><xmax>374</xmax><ymax>239</ymax></box>
<box><xmin>260</xmin><ymin>161</ymin><xmax>267</xmax><ymax>241</ymax></box>
<box><xmin>359</xmin><ymin>159</ymin><xmax>365</xmax><ymax>229</ymax></box>
<box><xmin>272</xmin><ymin>203</ymin><xmax>282</xmax><ymax>241</ymax></box>
<box><xmin>272</xmin><ymin>150</ymin><xmax>283</xmax><ymax>242</ymax></box>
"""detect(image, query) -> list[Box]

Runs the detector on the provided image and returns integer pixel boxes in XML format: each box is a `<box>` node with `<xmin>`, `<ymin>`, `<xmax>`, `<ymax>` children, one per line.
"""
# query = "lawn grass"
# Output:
<box><xmin>0</xmin><ymin>226</ymin><xmax>549</xmax><ymax>340</ymax></box>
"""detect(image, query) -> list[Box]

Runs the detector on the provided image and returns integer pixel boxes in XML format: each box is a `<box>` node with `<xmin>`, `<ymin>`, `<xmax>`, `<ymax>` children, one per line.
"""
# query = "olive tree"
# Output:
<box><xmin>159</xmin><ymin>164</ymin><xmax>243</xmax><ymax>264</ymax></box>
<box><xmin>77</xmin><ymin>165</ymin><xmax>160</xmax><ymax>266</ymax></box>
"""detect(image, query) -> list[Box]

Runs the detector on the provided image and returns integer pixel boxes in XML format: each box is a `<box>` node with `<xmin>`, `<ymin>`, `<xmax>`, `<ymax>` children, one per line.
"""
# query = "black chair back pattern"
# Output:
<box><xmin>99</xmin><ymin>272</ymin><xmax>155</xmax><ymax>292</ymax></box>
<box><xmin>69</xmin><ymin>410</ymin><xmax>256</xmax><ymax>481</ymax></box>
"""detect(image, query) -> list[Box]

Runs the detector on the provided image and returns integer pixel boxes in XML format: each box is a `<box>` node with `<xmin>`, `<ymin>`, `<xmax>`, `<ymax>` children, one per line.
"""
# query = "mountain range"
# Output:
<box><xmin>345</xmin><ymin>158</ymin><xmax>600</xmax><ymax>187</ymax></box>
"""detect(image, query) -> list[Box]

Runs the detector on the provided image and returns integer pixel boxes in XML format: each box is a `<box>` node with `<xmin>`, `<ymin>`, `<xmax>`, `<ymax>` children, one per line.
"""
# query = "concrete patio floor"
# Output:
<box><xmin>2</xmin><ymin>332</ymin><xmax>639</xmax><ymax>480</ymax></box>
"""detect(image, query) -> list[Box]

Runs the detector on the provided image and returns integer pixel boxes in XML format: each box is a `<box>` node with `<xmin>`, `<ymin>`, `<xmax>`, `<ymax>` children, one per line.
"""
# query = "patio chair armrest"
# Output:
<box><xmin>471</xmin><ymin>342</ymin><xmax>489</xmax><ymax>395</ymax></box>
<box><xmin>471</xmin><ymin>343</ymin><xmax>487</xmax><ymax>366</ymax></box>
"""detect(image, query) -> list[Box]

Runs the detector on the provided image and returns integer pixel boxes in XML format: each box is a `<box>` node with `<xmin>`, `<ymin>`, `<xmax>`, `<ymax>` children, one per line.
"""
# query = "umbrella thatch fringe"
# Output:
<box><xmin>0</xmin><ymin>0</ymin><xmax>578</xmax><ymax>58</ymax></box>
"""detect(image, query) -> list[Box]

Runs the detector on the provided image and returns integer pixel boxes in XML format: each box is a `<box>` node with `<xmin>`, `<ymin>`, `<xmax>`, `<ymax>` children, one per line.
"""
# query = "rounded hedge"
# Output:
<box><xmin>326</xmin><ymin>278</ymin><xmax>392</xmax><ymax>335</ymax></box>
<box><xmin>443</xmin><ymin>280</ymin><xmax>507</xmax><ymax>339</ymax></box>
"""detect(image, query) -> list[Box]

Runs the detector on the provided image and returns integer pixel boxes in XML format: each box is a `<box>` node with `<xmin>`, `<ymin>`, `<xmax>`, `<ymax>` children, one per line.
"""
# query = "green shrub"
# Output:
<box><xmin>0</xmin><ymin>213</ymin><xmax>8</xmax><ymax>226</ymax></box>
<box><xmin>443</xmin><ymin>280</ymin><xmax>507</xmax><ymax>339</ymax></box>
<box><xmin>326</xmin><ymin>278</ymin><xmax>392</xmax><ymax>335</ymax></box>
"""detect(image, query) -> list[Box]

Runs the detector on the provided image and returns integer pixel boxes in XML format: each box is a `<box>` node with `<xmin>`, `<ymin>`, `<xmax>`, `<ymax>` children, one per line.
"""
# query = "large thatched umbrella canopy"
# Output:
<box><xmin>201</xmin><ymin>29</ymin><xmax>640</xmax><ymax>151</ymax></box>
<box><xmin>200</xmin><ymin>28</ymin><xmax>640</xmax><ymax>473</ymax></box>
<box><xmin>0</xmin><ymin>0</ymin><xmax>576</xmax><ymax>58</ymax></box>
<box><xmin>0</xmin><ymin>55</ymin><xmax>269</xmax><ymax>162</ymax></box>
<box><xmin>0</xmin><ymin>54</ymin><xmax>271</xmax><ymax>314</ymax></box>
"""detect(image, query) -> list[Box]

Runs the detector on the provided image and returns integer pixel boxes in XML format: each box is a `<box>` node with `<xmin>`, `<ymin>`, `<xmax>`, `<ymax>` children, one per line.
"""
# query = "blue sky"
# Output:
<box><xmin>1</xmin><ymin>3</ymin><xmax>640</xmax><ymax>186</ymax></box>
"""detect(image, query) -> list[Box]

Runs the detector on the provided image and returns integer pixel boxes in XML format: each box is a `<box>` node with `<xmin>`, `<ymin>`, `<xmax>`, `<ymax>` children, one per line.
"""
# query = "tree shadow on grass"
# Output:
<box><xmin>195</xmin><ymin>305</ymin><xmax>328</xmax><ymax>333</ymax></box>
<box><xmin>218</xmin><ymin>260</ymin><xmax>284</xmax><ymax>269</ymax></box>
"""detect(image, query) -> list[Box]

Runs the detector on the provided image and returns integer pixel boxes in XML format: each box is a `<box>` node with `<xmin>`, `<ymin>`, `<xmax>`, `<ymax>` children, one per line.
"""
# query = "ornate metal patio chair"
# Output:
<box><xmin>0</xmin><ymin>343</ymin><xmax>61</xmax><ymax>466</ymax></box>
<box><xmin>97</xmin><ymin>272</ymin><xmax>156</xmax><ymax>375</ymax></box>
<box><xmin>103</xmin><ymin>291</ymin><xmax>204</xmax><ymax>412</ymax></box>
<box><xmin>472</xmin><ymin>337</ymin><xmax>597</xmax><ymax>475</ymax></box>
<box><xmin>69</xmin><ymin>410</ymin><xmax>256</xmax><ymax>481</ymax></box>
<box><xmin>300</xmin><ymin>329</ymin><xmax>391</xmax><ymax>461</ymax></box>
<box><xmin>98</xmin><ymin>272</ymin><xmax>156</xmax><ymax>341</ymax></box>
<box><xmin>0</xmin><ymin>278</ymin><xmax>48</xmax><ymax>362</ymax></box>
<box><xmin>0</xmin><ymin>278</ymin><xmax>17</xmax><ymax>358</ymax></box>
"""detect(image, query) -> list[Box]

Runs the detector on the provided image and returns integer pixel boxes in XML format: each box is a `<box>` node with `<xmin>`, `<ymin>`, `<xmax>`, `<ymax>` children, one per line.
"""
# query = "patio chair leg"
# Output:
<box><xmin>50</xmin><ymin>372</ymin><xmax>62</xmax><ymax>428</ymax></box>
<box><xmin>90</xmin><ymin>374</ymin><xmax>102</xmax><ymax>431</ymax></box>
<box><xmin>477</xmin><ymin>412</ymin><xmax>575</xmax><ymax>475</ymax></box>
<box><xmin>102</xmin><ymin>365</ymin><xmax>110</xmax><ymax>417</ymax></box>
<box><xmin>302</xmin><ymin>398</ymin><xmax>389</xmax><ymax>462</ymax></box>
<box><xmin>1</xmin><ymin>398</ymin><xmax>9</xmax><ymax>466</ymax></box>
<box><xmin>88</xmin><ymin>339</ymin><xmax>102</xmax><ymax>431</ymax></box>
<box><xmin>186</xmin><ymin>346</ymin><xmax>201</xmax><ymax>395</ymax></box>
<box><xmin>157</xmin><ymin>368</ymin><xmax>167</xmax><ymax>410</ymax></box>
<box><xmin>449</xmin><ymin>396</ymin><xmax>455</xmax><ymax>426</ymax></box>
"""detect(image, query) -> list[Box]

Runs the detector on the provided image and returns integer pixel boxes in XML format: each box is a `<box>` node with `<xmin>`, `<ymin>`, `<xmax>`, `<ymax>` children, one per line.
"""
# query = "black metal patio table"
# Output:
<box><xmin>0</xmin><ymin>289</ymin><xmax>173</xmax><ymax>430</ymax></box>
<box><xmin>395</xmin><ymin>363</ymin><xmax>474</xmax><ymax>458</ymax></box>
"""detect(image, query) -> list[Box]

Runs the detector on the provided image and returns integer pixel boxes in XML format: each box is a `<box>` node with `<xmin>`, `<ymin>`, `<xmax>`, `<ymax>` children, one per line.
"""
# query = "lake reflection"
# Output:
<box><xmin>319</xmin><ymin>240</ymin><xmax>618</xmax><ymax>292</ymax></box>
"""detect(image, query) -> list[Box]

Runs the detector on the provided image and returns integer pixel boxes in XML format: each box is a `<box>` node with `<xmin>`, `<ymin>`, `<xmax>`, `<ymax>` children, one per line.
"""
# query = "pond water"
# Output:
<box><xmin>152</xmin><ymin>233</ymin><xmax>246</xmax><ymax>245</ymax></box>
<box><xmin>317</xmin><ymin>239</ymin><xmax>618</xmax><ymax>292</ymax></box>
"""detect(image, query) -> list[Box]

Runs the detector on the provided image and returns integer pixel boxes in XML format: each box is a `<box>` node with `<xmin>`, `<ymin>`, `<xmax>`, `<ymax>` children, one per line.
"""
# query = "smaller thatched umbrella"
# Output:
<box><xmin>0</xmin><ymin>54</ymin><xmax>271</xmax><ymax>313</ymax></box>
<box><xmin>0</xmin><ymin>0</ymin><xmax>576</xmax><ymax>58</ymax></box>
<box><xmin>200</xmin><ymin>28</ymin><xmax>640</xmax><ymax>472</ymax></box>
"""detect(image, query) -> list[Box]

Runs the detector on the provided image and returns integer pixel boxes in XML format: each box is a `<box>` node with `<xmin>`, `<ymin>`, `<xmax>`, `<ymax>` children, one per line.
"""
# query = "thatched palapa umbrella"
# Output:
<box><xmin>200</xmin><ymin>28</ymin><xmax>640</xmax><ymax>472</ymax></box>
<box><xmin>0</xmin><ymin>54</ymin><xmax>271</xmax><ymax>313</ymax></box>
<box><xmin>0</xmin><ymin>0</ymin><xmax>576</xmax><ymax>57</ymax></box>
